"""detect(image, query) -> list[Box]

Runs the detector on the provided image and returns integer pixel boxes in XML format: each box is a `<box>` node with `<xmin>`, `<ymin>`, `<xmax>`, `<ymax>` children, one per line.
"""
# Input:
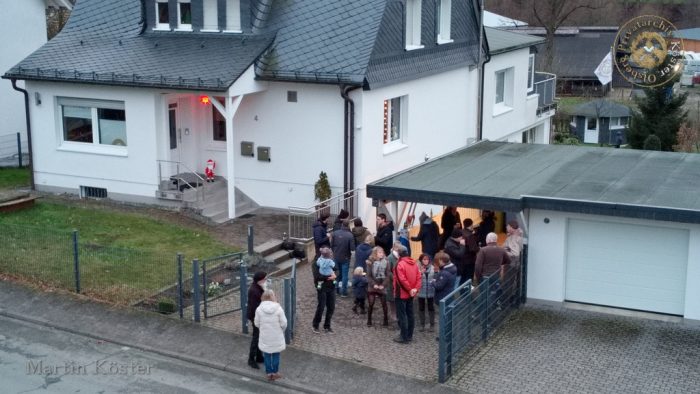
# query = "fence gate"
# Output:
<box><xmin>199</xmin><ymin>252</ymin><xmax>247</xmax><ymax>320</ymax></box>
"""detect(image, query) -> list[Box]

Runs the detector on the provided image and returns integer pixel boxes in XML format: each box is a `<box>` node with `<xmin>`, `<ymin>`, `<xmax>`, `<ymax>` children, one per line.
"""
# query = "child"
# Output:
<box><xmin>351</xmin><ymin>266</ymin><xmax>368</xmax><ymax>314</ymax></box>
<box><xmin>316</xmin><ymin>247</ymin><xmax>335</xmax><ymax>277</ymax></box>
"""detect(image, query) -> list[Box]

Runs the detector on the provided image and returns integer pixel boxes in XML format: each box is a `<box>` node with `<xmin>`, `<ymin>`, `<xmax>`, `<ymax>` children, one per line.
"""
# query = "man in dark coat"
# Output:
<box><xmin>411</xmin><ymin>212</ymin><xmax>439</xmax><ymax>258</ymax></box>
<box><xmin>312</xmin><ymin>255</ymin><xmax>337</xmax><ymax>333</ymax></box>
<box><xmin>312</xmin><ymin>214</ymin><xmax>330</xmax><ymax>259</ymax></box>
<box><xmin>246</xmin><ymin>271</ymin><xmax>267</xmax><ymax>369</ymax></box>
<box><xmin>375</xmin><ymin>213</ymin><xmax>394</xmax><ymax>256</ymax></box>
<box><xmin>331</xmin><ymin>219</ymin><xmax>355</xmax><ymax>296</ymax></box>
<box><xmin>444</xmin><ymin>228</ymin><xmax>466</xmax><ymax>285</ymax></box>
<box><xmin>439</xmin><ymin>206</ymin><xmax>461</xmax><ymax>250</ymax></box>
<box><xmin>461</xmin><ymin>218</ymin><xmax>480</xmax><ymax>285</ymax></box>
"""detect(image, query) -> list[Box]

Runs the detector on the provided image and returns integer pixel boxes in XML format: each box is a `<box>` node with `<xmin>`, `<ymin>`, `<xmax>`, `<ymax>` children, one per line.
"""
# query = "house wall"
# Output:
<box><xmin>0</xmin><ymin>0</ymin><xmax>47</xmax><ymax>139</ymax></box>
<box><xmin>482</xmin><ymin>48</ymin><xmax>552</xmax><ymax>144</ymax></box>
<box><xmin>526</xmin><ymin>209</ymin><xmax>700</xmax><ymax>321</ymax></box>
<box><xmin>25</xmin><ymin>81</ymin><xmax>162</xmax><ymax>201</ymax></box>
<box><xmin>355</xmin><ymin>66</ymin><xmax>479</xmax><ymax>229</ymax></box>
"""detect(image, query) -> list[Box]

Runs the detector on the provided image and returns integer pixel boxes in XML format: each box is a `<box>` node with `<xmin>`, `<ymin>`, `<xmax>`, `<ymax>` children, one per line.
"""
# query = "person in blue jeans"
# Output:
<box><xmin>330</xmin><ymin>219</ymin><xmax>355</xmax><ymax>297</ymax></box>
<box><xmin>254</xmin><ymin>290</ymin><xmax>287</xmax><ymax>381</ymax></box>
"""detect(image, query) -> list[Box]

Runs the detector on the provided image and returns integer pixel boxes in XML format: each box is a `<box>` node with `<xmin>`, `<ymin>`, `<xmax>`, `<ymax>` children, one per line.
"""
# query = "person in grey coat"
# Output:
<box><xmin>416</xmin><ymin>253</ymin><xmax>437</xmax><ymax>331</ymax></box>
<box><xmin>331</xmin><ymin>219</ymin><xmax>355</xmax><ymax>297</ymax></box>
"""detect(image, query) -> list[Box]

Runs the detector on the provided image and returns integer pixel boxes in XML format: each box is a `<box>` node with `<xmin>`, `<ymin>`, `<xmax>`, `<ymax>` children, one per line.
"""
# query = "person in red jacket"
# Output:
<box><xmin>393</xmin><ymin>246</ymin><xmax>422</xmax><ymax>344</ymax></box>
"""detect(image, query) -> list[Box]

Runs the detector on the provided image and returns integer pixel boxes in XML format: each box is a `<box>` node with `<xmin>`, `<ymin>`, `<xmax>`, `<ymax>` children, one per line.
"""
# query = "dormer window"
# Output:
<box><xmin>225</xmin><ymin>0</ymin><xmax>242</xmax><ymax>32</ymax></box>
<box><xmin>155</xmin><ymin>0</ymin><xmax>169</xmax><ymax>30</ymax></box>
<box><xmin>437</xmin><ymin>0</ymin><xmax>452</xmax><ymax>44</ymax></box>
<box><xmin>405</xmin><ymin>0</ymin><xmax>423</xmax><ymax>50</ymax></box>
<box><xmin>177</xmin><ymin>0</ymin><xmax>192</xmax><ymax>31</ymax></box>
<box><xmin>202</xmin><ymin>0</ymin><xmax>219</xmax><ymax>31</ymax></box>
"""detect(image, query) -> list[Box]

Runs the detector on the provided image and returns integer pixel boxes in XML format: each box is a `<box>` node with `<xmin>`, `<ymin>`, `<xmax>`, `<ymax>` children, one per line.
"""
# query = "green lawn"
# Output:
<box><xmin>0</xmin><ymin>201</ymin><xmax>237</xmax><ymax>304</ymax></box>
<box><xmin>0</xmin><ymin>167</ymin><xmax>30</xmax><ymax>189</ymax></box>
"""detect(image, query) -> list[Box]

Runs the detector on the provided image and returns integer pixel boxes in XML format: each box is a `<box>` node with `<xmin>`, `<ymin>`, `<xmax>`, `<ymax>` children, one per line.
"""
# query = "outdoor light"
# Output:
<box><xmin>199</xmin><ymin>95</ymin><xmax>210</xmax><ymax>105</ymax></box>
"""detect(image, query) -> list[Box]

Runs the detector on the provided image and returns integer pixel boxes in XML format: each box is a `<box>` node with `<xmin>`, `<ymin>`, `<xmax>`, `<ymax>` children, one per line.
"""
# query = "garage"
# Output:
<box><xmin>565</xmin><ymin>219</ymin><xmax>689</xmax><ymax>315</ymax></box>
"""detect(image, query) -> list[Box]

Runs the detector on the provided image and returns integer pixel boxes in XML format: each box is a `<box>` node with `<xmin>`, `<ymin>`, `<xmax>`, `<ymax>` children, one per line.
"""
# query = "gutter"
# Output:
<box><xmin>340</xmin><ymin>85</ymin><xmax>361</xmax><ymax>195</ymax></box>
<box><xmin>475</xmin><ymin>0</ymin><xmax>491</xmax><ymax>141</ymax></box>
<box><xmin>10</xmin><ymin>79</ymin><xmax>35</xmax><ymax>190</ymax></box>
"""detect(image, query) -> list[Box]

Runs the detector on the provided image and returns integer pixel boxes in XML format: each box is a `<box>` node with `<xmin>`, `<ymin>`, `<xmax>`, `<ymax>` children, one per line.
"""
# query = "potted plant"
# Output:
<box><xmin>314</xmin><ymin>171</ymin><xmax>332</xmax><ymax>217</ymax></box>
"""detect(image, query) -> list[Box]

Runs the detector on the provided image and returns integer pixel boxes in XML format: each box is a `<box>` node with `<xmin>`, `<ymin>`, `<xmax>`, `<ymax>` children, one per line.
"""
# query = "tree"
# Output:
<box><xmin>313</xmin><ymin>171</ymin><xmax>331</xmax><ymax>202</ymax></box>
<box><xmin>627</xmin><ymin>87</ymin><xmax>688</xmax><ymax>151</ymax></box>
<box><xmin>643</xmin><ymin>134</ymin><xmax>661</xmax><ymax>151</ymax></box>
<box><xmin>673</xmin><ymin>123</ymin><xmax>700</xmax><ymax>153</ymax></box>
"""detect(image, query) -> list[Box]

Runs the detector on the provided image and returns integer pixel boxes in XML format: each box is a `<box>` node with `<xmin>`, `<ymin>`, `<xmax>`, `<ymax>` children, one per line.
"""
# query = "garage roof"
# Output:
<box><xmin>366</xmin><ymin>141</ymin><xmax>700</xmax><ymax>224</ymax></box>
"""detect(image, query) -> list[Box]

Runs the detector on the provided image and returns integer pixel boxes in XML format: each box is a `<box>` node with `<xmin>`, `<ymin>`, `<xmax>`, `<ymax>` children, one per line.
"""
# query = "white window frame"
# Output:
<box><xmin>521</xmin><ymin>127</ymin><xmax>537</xmax><ymax>144</ymax></box>
<box><xmin>586</xmin><ymin>117</ymin><xmax>598</xmax><ymax>131</ymax></box>
<box><xmin>202</xmin><ymin>0</ymin><xmax>219</xmax><ymax>32</ymax></box>
<box><xmin>437</xmin><ymin>0</ymin><xmax>452</xmax><ymax>44</ymax></box>
<box><xmin>405</xmin><ymin>0</ymin><xmax>423</xmax><ymax>50</ymax></box>
<box><xmin>493</xmin><ymin>67</ymin><xmax>515</xmax><ymax>116</ymax></box>
<box><xmin>527</xmin><ymin>54</ymin><xmax>535</xmax><ymax>93</ymax></box>
<box><xmin>224</xmin><ymin>0</ymin><xmax>242</xmax><ymax>33</ymax></box>
<box><xmin>383</xmin><ymin>95</ymin><xmax>408</xmax><ymax>154</ymax></box>
<box><xmin>154</xmin><ymin>0</ymin><xmax>170</xmax><ymax>31</ymax></box>
<box><xmin>57</xmin><ymin>98</ymin><xmax>128</xmax><ymax>156</ymax></box>
<box><xmin>175</xmin><ymin>0</ymin><xmax>193</xmax><ymax>31</ymax></box>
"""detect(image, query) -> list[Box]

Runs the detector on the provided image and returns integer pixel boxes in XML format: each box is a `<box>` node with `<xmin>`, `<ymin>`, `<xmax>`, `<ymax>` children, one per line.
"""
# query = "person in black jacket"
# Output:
<box><xmin>312</xmin><ymin>214</ymin><xmax>330</xmax><ymax>259</ymax></box>
<box><xmin>331</xmin><ymin>219</ymin><xmax>355</xmax><ymax>297</ymax></box>
<box><xmin>475</xmin><ymin>210</ymin><xmax>495</xmax><ymax>247</ymax></box>
<box><xmin>411</xmin><ymin>212</ymin><xmax>439</xmax><ymax>258</ymax></box>
<box><xmin>312</xmin><ymin>254</ymin><xmax>337</xmax><ymax>333</ymax></box>
<box><xmin>375</xmin><ymin>213</ymin><xmax>394</xmax><ymax>256</ymax></box>
<box><xmin>444</xmin><ymin>228</ymin><xmax>466</xmax><ymax>285</ymax></box>
<box><xmin>461</xmin><ymin>218</ymin><xmax>480</xmax><ymax>285</ymax></box>
<box><xmin>247</xmin><ymin>271</ymin><xmax>268</xmax><ymax>369</ymax></box>
<box><xmin>439</xmin><ymin>206</ymin><xmax>461</xmax><ymax>250</ymax></box>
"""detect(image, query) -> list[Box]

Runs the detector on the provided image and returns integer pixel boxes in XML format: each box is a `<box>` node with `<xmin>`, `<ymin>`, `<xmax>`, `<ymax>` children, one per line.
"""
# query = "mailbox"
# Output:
<box><xmin>257</xmin><ymin>146</ymin><xmax>271</xmax><ymax>162</ymax></box>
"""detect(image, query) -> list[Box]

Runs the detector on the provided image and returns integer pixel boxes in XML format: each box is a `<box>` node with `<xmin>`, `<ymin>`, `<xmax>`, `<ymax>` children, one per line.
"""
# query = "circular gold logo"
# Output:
<box><xmin>614</xmin><ymin>15</ymin><xmax>684</xmax><ymax>87</ymax></box>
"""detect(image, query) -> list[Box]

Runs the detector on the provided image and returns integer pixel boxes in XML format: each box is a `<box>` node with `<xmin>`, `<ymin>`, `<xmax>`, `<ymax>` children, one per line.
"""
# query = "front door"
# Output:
<box><xmin>168</xmin><ymin>102</ymin><xmax>180</xmax><ymax>164</ymax></box>
<box><xmin>584</xmin><ymin>117</ymin><xmax>599</xmax><ymax>144</ymax></box>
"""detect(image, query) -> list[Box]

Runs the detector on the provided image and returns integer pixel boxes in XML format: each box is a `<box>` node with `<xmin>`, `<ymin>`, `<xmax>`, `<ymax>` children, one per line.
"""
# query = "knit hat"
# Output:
<box><xmin>253</xmin><ymin>271</ymin><xmax>267</xmax><ymax>282</ymax></box>
<box><xmin>419</xmin><ymin>211</ymin><xmax>428</xmax><ymax>223</ymax></box>
<box><xmin>319</xmin><ymin>246</ymin><xmax>332</xmax><ymax>258</ymax></box>
<box><xmin>338</xmin><ymin>209</ymin><xmax>350</xmax><ymax>220</ymax></box>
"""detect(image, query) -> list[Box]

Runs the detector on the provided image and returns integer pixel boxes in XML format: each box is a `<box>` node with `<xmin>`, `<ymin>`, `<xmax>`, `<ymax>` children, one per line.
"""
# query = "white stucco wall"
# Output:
<box><xmin>482</xmin><ymin>48</ymin><xmax>553</xmax><ymax>143</ymax></box>
<box><xmin>527</xmin><ymin>209</ymin><xmax>700</xmax><ymax>321</ymax></box>
<box><xmin>355</xmin><ymin>67</ymin><xmax>479</xmax><ymax>229</ymax></box>
<box><xmin>0</xmin><ymin>0</ymin><xmax>47</xmax><ymax>139</ymax></box>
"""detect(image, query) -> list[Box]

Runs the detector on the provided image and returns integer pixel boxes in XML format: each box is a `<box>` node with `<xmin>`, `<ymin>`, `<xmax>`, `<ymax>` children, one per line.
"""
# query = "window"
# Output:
<box><xmin>610</xmin><ymin>117</ymin><xmax>630</xmax><ymax>128</ymax></box>
<box><xmin>60</xmin><ymin>99</ymin><xmax>127</xmax><ymax>147</ymax></box>
<box><xmin>494</xmin><ymin>67</ymin><xmax>514</xmax><ymax>113</ymax></box>
<box><xmin>225</xmin><ymin>0</ymin><xmax>241</xmax><ymax>32</ymax></box>
<box><xmin>405</xmin><ymin>0</ymin><xmax>422</xmax><ymax>50</ymax></box>
<box><xmin>586</xmin><ymin>117</ymin><xmax>597</xmax><ymax>131</ymax></box>
<box><xmin>383</xmin><ymin>96</ymin><xmax>406</xmax><ymax>145</ymax></box>
<box><xmin>155</xmin><ymin>0</ymin><xmax>169</xmax><ymax>30</ymax></box>
<box><xmin>212</xmin><ymin>97</ymin><xmax>226</xmax><ymax>141</ymax></box>
<box><xmin>177</xmin><ymin>0</ymin><xmax>192</xmax><ymax>30</ymax></box>
<box><xmin>437</xmin><ymin>0</ymin><xmax>452</xmax><ymax>43</ymax></box>
<box><xmin>521</xmin><ymin>127</ymin><xmax>537</xmax><ymax>143</ymax></box>
<box><xmin>202</xmin><ymin>0</ymin><xmax>219</xmax><ymax>31</ymax></box>
<box><xmin>527</xmin><ymin>54</ymin><xmax>535</xmax><ymax>92</ymax></box>
<box><xmin>495</xmin><ymin>70</ymin><xmax>505</xmax><ymax>104</ymax></box>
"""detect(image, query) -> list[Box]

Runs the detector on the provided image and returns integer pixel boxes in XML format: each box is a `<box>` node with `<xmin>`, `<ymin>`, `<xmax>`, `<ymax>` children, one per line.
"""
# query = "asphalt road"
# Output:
<box><xmin>0</xmin><ymin>315</ymin><xmax>301</xmax><ymax>394</ymax></box>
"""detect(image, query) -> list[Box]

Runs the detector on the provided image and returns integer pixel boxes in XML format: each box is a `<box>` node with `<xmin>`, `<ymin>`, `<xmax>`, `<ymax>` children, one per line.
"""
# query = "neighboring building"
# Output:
<box><xmin>3</xmin><ymin>0</ymin><xmax>551</xmax><ymax>226</ymax></box>
<box><xmin>570</xmin><ymin>99</ymin><xmax>630</xmax><ymax>145</ymax></box>
<box><xmin>483</xmin><ymin>10</ymin><xmax>526</xmax><ymax>28</ymax></box>
<box><xmin>677</xmin><ymin>28</ymin><xmax>700</xmax><ymax>52</ymax></box>
<box><xmin>367</xmin><ymin>141</ymin><xmax>700</xmax><ymax>321</ymax></box>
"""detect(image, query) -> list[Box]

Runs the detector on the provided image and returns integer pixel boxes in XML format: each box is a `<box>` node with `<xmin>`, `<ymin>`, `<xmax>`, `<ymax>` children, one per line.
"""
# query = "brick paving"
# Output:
<box><xmin>448</xmin><ymin>303</ymin><xmax>700</xmax><ymax>393</ymax></box>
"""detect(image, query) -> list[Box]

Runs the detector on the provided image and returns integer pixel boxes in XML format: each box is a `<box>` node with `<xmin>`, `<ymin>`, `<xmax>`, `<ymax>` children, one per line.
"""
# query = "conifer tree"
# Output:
<box><xmin>627</xmin><ymin>87</ymin><xmax>688</xmax><ymax>151</ymax></box>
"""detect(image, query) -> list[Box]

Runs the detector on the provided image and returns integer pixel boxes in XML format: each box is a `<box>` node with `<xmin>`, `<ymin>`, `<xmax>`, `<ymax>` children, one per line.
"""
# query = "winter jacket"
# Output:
<box><xmin>254</xmin><ymin>301</ymin><xmax>287</xmax><ymax>354</ymax></box>
<box><xmin>312</xmin><ymin>219</ymin><xmax>329</xmax><ymax>256</ymax></box>
<box><xmin>393</xmin><ymin>256</ymin><xmax>422</xmax><ymax>300</ymax></box>
<box><xmin>476</xmin><ymin>217</ymin><xmax>495</xmax><ymax>247</ymax></box>
<box><xmin>330</xmin><ymin>226</ymin><xmax>355</xmax><ymax>263</ymax></box>
<box><xmin>399</xmin><ymin>229</ymin><xmax>411</xmax><ymax>257</ymax></box>
<box><xmin>375</xmin><ymin>221</ymin><xmax>395</xmax><ymax>255</ymax></box>
<box><xmin>504</xmin><ymin>229</ymin><xmax>523</xmax><ymax>268</ymax></box>
<box><xmin>475</xmin><ymin>245</ymin><xmax>510</xmax><ymax>280</ymax></box>
<box><xmin>312</xmin><ymin>260</ymin><xmax>335</xmax><ymax>290</ymax></box>
<box><xmin>418</xmin><ymin>264</ymin><xmax>436</xmax><ymax>299</ymax></box>
<box><xmin>354</xmin><ymin>242</ymin><xmax>372</xmax><ymax>271</ymax></box>
<box><xmin>352</xmin><ymin>274</ymin><xmax>368</xmax><ymax>299</ymax></box>
<box><xmin>246</xmin><ymin>282</ymin><xmax>264</xmax><ymax>321</ymax></box>
<box><xmin>385</xmin><ymin>252</ymin><xmax>398</xmax><ymax>301</ymax></box>
<box><xmin>433</xmin><ymin>262</ymin><xmax>457</xmax><ymax>304</ymax></box>
<box><xmin>411</xmin><ymin>218</ymin><xmax>440</xmax><ymax>256</ymax></box>
<box><xmin>366</xmin><ymin>257</ymin><xmax>389</xmax><ymax>294</ymax></box>
<box><xmin>351</xmin><ymin>226</ymin><xmax>371</xmax><ymax>247</ymax></box>
<box><xmin>444</xmin><ymin>237</ymin><xmax>466</xmax><ymax>277</ymax></box>
<box><xmin>462</xmin><ymin>228</ymin><xmax>480</xmax><ymax>267</ymax></box>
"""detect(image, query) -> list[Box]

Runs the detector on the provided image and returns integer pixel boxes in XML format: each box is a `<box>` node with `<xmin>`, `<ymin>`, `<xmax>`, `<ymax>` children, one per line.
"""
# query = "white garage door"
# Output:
<box><xmin>565</xmin><ymin>219</ymin><xmax>689</xmax><ymax>315</ymax></box>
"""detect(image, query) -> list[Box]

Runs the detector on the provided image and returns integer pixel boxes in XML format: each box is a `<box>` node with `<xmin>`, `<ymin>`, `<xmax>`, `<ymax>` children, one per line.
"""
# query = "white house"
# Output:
<box><xmin>367</xmin><ymin>141</ymin><xmax>700</xmax><ymax>321</ymax></box>
<box><xmin>4</xmin><ymin>0</ymin><xmax>552</xmax><ymax>226</ymax></box>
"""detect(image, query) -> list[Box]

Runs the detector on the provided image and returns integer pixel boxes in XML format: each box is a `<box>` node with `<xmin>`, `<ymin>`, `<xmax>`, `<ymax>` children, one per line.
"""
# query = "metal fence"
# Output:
<box><xmin>0</xmin><ymin>132</ymin><xmax>29</xmax><ymax>168</ymax></box>
<box><xmin>288</xmin><ymin>188</ymin><xmax>361</xmax><ymax>240</ymax></box>
<box><xmin>438</xmin><ymin>250</ymin><xmax>527</xmax><ymax>383</ymax></box>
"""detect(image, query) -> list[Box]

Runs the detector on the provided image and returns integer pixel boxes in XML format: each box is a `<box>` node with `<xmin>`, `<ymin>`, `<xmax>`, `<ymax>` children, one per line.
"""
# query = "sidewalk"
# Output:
<box><xmin>0</xmin><ymin>280</ymin><xmax>458</xmax><ymax>394</ymax></box>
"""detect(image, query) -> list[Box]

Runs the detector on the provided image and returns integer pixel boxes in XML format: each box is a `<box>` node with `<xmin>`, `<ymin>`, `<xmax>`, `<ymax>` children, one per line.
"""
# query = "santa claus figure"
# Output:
<box><xmin>204</xmin><ymin>159</ymin><xmax>215</xmax><ymax>182</ymax></box>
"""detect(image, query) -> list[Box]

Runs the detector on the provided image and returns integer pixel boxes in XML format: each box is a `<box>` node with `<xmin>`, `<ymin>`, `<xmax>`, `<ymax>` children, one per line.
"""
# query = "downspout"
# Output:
<box><xmin>340</xmin><ymin>85</ymin><xmax>360</xmax><ymax>194</ymax></box>
<box><xmin>11</xmin><ymin>79</ymin><xmax>35</xmax><ymax>190</ymax></box>
<box><xmin>475</xmin><ymin>0</ymin><xmax>491</xmax><ymax>141</ymax></box>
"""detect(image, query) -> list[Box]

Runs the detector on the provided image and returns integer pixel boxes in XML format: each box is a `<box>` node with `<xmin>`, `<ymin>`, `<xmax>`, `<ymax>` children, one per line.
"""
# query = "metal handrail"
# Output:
<box><xmin>157</xmin><ymin>159</ymin><xmax>207</xmax><ymax>204</ymax></box>
<box><xmin>287</xmin><ymin>188</ymin><xmax>362</xmax><ymax>241</ymax></box>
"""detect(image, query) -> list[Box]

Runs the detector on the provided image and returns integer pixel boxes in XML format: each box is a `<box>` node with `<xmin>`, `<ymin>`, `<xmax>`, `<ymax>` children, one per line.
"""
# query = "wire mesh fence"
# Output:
<box><xmin>0</xmin><ymin>133</ymin><xmax>29</xmax><ymax>168</ymax></box>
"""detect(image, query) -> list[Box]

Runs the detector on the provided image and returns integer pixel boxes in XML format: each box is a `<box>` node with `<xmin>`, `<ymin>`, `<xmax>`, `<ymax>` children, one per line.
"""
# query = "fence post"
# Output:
<box><xmin>177</xmin><ymin>253</ymin><xmax>184</xmax><ymax>319</ymax></box>
<box><xmin>247</xmin><ymin>225</ymin><xmax>254</xmax><ymax>256</ymax></box>
<box><xmin>284</xmin><ymin>278</ymin><xmax>291</xmax><ymax>344</ymax></box>
<box><xmin>192</xmin><ymin>259</ymin><xmax>201</xmax><ymax>323</ymax></box>
<box><xmin>521</xmin><ymin>244</ymin><xmax>528</xmax><ymax>305</ymax></box>
<box><xmin>16</xmin><ymin>132</ymin><xmax>22</xmax><ymax>168</ymax></box>
<box><xmin>481</xmin><ymin>278</ymin><xmax>490</xmax><ymax>341</ymax></box>
<box><xmin>240</xmin><ymin>259</ymin><xmax>249</xmax><ymax>334</ymax></box>
<box><xmin>202</xmin><ymin>260</ymin><xmax>208</xmax><ymax>319</ymax></box>
<box><xmin>438</xmin><ymin>299</ymin><xmax>451</xmax><ymax>383</ymax></box>
<box><xmin>72</xmin><ymin>230</ymin><xmax>80</xmax><ymax>294</ymax></box>
<box><xmin>290</xmin><ymin>259</ymin><xmax>296</xmax><ymax>340</ymax></box>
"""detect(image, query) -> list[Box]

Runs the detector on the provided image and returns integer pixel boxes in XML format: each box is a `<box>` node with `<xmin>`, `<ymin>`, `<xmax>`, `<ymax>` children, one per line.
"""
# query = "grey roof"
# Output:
<box><xmin>571</xmin><ymin>99</ymin><xmax>631</xmax><ymax>118</ymax></box>
<box><xmin>3</xmin><ymin>0</ymin><xmax>274</xmax><ymax>91</ymax></box>
<box><xmin>485</xmin><ymin>27</ymin><xmax>543</xmax><ymax>55</ymax></box>
<box><xmin>366</xmin><ymin>141</ymin><xmax>700</xmax><ymax>224</ymax></box>
<box><xmin>677</xmin><ymin>28</ymin><xmax>700</xmax><ymax>40</ymax></box>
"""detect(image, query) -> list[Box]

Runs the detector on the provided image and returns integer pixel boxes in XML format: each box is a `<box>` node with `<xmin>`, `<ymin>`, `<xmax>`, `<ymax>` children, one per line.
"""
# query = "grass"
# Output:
<box><xmin>0</xmin><ymin>167</ymin><xmax>30</xmax><ymax>189</ymax></box>
<box><xmin>0</xmin><ymin>201</ymin><xmax>238</xmax><ymax>304</ymax></box>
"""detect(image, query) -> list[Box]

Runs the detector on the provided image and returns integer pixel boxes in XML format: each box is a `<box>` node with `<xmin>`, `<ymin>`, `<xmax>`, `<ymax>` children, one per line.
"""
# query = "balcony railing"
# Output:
<box><xmin>530</xmin><ymin>72</ymin><xmax>557</xmax><ymax>116</ymax></box>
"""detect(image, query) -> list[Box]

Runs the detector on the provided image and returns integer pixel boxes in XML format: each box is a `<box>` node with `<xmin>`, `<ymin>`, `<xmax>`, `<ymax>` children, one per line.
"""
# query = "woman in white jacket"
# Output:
<box><xmin>254</xmin><ymin>290</ymin><xmax>288</xmax><ymax>381</ymax></box>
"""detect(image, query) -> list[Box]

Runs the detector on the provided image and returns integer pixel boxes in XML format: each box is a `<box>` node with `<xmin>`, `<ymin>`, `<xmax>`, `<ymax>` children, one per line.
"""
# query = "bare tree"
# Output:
<box><xmin>531</xmin><ymin>0</ymin><xmax>604</xmax><ymax>72</ymax></box>
<box><xmin>673</xmin><ymin>123</ymin><xmax>700</xmax><ymax>153</ymax></box>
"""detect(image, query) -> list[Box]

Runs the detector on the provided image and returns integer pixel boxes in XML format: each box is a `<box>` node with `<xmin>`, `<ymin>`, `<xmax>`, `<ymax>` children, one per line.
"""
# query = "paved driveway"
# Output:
<box><xmin>449</xmin><ymin>304</ymin><xmax>700</xmax><ymax>393</ymax></box>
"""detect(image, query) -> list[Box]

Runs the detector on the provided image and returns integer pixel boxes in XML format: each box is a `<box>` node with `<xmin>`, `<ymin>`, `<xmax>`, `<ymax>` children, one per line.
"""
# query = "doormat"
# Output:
<box><xmin>238</xmin><ymin>214</ymin><xmax>255</xmax><ymax>219</ymax></box>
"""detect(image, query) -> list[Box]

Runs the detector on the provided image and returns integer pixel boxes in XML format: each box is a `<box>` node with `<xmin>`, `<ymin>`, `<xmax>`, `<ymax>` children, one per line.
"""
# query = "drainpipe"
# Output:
<box><xmin>475</xmin><ymin>0</ymin><xmax>491</xmax><ymax>141</ymax></box>
<box><xmin>340</xmin><ymin>85</ymin><xmax>360</xmax><ymax>194</ymax></box>
<box><xmin>11</xmin><ymin>79</ymin><xmax>34</xmax><ymax>190</ymax></box>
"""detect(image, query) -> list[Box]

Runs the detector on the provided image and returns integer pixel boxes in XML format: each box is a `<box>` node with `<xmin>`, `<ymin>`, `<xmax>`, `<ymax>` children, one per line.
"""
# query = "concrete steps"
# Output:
<box><xmin>253</xmin><ymin>239</ymin><xmax>307</xmax><ymax>277</ymax></box>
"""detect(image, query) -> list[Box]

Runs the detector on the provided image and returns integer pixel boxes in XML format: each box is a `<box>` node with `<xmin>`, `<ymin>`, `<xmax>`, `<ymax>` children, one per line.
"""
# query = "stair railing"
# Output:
<box><xmin>157</xmin><ymin>160</ymin><xmax>207</xmax><ymax>204</ymax></box>
<box><xmin>287</xmin><ymin>188</ymin><xmax>361</xmax><ymax>241</ymax></box>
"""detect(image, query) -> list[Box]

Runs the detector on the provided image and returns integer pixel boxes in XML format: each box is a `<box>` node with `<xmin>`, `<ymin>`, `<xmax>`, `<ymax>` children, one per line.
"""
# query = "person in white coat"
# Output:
<box><xmin>254</xmin><ymin>290</ymin><xmax>288</xmax><ymax>381</ymax></box>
